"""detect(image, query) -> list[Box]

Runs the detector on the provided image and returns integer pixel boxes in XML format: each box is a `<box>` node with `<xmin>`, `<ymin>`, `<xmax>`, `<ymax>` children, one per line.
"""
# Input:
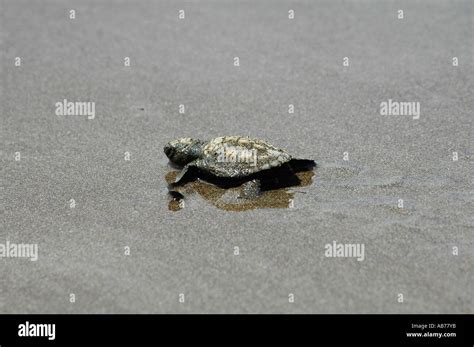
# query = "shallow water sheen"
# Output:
<box><xmin>166</xmin><ymin>170</ymin><xmax>314</xmax><ymax>212</ymax></box>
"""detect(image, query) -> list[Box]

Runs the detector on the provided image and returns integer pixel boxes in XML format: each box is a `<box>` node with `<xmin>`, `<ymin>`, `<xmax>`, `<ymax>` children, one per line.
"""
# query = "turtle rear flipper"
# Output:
<box><xmin>288</xmin><ymin>159</ymin><xmax>316</xmax><ymax>173</ymax></box>
<box><xmin>239</xmin><ymin>179</ymin><xmax>261</xmax><ymax>199</ymax></box>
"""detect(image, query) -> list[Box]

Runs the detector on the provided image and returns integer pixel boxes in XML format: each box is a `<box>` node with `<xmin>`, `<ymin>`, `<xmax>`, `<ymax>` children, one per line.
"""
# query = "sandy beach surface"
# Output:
<box><xmin>1</xmin><ymin>0</ymin><xmax>472</xmax><ymax>313</ymax></box>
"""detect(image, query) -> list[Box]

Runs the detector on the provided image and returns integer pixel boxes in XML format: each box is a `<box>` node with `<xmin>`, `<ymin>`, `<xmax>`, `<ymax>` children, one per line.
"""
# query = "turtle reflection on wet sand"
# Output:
<box><xmin>164</xmin><ymin>136</ymin><xmax>316</xmax><ymax>211</ymax></box>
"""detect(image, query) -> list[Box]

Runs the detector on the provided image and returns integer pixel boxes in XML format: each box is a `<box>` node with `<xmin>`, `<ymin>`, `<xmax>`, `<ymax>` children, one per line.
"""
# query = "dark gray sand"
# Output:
<box><xmin>1</xmin><ymin>0</ymin><xmax>473</xmax><ymax>313</ymax></box>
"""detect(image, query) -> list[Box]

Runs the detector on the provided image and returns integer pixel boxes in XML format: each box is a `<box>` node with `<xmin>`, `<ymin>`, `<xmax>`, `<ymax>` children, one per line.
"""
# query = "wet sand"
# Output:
<box><xmin>166</xmin><ymin>169</ymin><xmax>315</xmax><ymax>212</ymax></box>
<box><xmin>1</xmin><ymin>0</ymin><xmax>473</xmax><ymax>313</ymax></box>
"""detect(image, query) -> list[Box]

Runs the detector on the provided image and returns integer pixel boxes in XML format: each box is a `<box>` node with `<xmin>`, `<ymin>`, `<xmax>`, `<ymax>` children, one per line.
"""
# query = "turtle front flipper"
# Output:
<box><xmin>173</xmin><ymin>161</ymin><xmax>198</xmax><ymax>185</ymax></box>
<box><xmin>173</xmin><ymin>159</ymin><xmax>209</xmax><ymax>185</ymax></box>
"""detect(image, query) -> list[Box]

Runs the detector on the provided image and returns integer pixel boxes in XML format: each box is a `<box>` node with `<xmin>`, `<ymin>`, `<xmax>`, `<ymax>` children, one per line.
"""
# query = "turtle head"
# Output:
<box><xmin>164</xmin><ymin>138</ymin><xmax>204</xmax><ymax>166</ymax></box>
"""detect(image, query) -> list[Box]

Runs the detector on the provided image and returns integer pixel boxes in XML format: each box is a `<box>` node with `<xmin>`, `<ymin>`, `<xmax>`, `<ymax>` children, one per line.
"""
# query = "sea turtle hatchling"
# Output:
<box><xmin>164</xmin><ymin>136</ymin><xmax>316</xmax><ymax>198</ymax></box>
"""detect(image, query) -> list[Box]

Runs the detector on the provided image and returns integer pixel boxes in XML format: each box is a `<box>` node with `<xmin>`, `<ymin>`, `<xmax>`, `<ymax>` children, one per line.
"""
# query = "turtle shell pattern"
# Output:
<box><xmin>200</xmin><ymin>136</ymin><xmax>292</xmax><ymax>178</ymax></box>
